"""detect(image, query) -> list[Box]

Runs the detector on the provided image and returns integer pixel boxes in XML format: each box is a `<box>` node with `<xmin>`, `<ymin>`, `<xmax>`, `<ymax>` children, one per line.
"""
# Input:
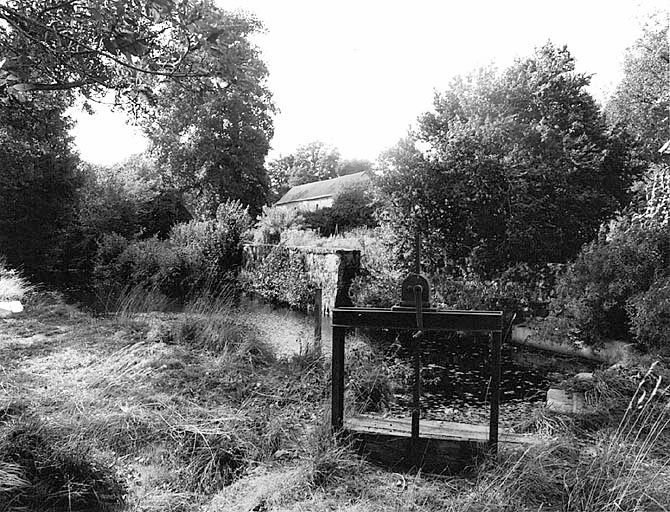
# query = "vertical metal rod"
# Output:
<box><xmin>414</xmin><ymin>230</ymin><xmax>421</xmax><ymax>274</ymax></box>
<box><xmin>488</xmin><ymin>330</ymin><xmax>502</xmax><ymax>453</ymax></box>
<box><xmin>411</xmin><ymin>336</ymin><xmax>421</xmax><ymax>442</ymax></box>
<box><xmin>331</xmin><ymin>326</ymin><xmax>346</xmax><ymax>431</ymax></box>
<box><xmin>411</xmin><ymin>285</ymin><xmax>424</xmax><ymax>464</ymax></box>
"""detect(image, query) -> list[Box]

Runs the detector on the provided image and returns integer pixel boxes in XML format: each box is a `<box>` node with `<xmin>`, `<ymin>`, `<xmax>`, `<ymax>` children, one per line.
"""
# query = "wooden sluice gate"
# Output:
<box><xmin>329</xmin><ymin>233</ymin><xmax>539</xmax><ymax>473</ymax></box>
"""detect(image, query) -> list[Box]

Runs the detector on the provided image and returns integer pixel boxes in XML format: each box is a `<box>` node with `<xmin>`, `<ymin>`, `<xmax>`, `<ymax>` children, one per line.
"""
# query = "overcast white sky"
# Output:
<box><xmin>70</xmin><ymin>0</ymin><xmax>667</xmax><ymax>165</ymax></box>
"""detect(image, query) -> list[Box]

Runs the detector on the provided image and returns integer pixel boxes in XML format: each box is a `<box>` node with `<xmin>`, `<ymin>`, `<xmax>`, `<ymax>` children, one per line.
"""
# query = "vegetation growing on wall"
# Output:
<box><xmin>241</xmin><ymin>246</ymin><xmax>316</xmax><ymax>310</ymax></box>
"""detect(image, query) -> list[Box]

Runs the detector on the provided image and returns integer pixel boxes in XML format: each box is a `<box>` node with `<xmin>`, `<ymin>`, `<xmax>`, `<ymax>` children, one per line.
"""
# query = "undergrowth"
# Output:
<box><xmin>2</xmin><ymin>288</ymin><xmax>669</xmax><ymax>511</ymax></box>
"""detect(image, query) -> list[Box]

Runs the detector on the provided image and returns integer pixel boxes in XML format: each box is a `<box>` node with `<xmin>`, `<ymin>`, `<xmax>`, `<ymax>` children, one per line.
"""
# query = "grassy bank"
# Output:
<box><xmin>0</xmin><ymin>290</ymin><xmax>669</xmax><ymax>511</ymax></box>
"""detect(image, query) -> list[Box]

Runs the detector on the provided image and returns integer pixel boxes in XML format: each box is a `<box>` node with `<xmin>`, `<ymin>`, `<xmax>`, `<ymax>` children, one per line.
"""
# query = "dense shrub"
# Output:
<box><xmin>626</xmin><ymin>276</ymin><xmax>670</xmax><ymax>350</ymax></box>
<box><xmin>242</xmin><ymin>246</ymin><xmax>316</xmax><ymax>310</ymax></box>
<box><xmin>433</xmin><ymin>263</ymin><xmax>560</xmax><ymax>317</ymax></box>
<box><xmin>94</xmin><ymin>199</ymin><xmax>252</xmax><ymax>302</ymax></box>
<box><xmin>138</xmin><ymin>189</ymin><xmax>192</xmax><ymax>239</ymax></box>
<box><xmin>349</xmin><ymin>226</ymin><xmax>404</xmax><ymax>307</ymax></box>
<box><xmin>252</xmin><ymin>205</ymin><xmax>304</xmax><ymax>244</ymax></box>
<box><xmin>551</xmin><ymin>218</ymin><xmax>669</xmax><ymax>345</ymax></box>
<box><xmin>302</xmin><ymin>186</ymin><xmax>377</xmax><ymax>236</ymax></box>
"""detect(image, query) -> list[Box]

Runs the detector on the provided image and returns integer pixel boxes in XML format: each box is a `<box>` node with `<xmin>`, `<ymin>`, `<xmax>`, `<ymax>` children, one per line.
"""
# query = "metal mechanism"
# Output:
<box><xmin>330</xmin><ymin>231</ymin><xmax>504</xmax><ymax>466</ymax></box>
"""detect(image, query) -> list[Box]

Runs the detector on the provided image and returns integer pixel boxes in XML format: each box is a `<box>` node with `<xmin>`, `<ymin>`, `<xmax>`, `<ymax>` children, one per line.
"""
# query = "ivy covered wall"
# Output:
<box><xmin>241</xmin><ymin>244</ymin><xmax>360</xmax><ymax>313</ymax></box>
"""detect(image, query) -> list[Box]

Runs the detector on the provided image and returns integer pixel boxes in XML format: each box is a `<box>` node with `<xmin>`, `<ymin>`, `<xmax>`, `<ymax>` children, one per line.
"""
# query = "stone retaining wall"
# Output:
<box><xmin>242</xmin><ymin>244</ymin><xmax>361</xmax><ymax>314</ymax></box>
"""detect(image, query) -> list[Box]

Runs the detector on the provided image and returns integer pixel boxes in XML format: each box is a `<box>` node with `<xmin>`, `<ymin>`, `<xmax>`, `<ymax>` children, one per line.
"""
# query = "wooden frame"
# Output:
<box><xmin>331</xmin><ymin>307</ymin><xmax>504</xmax><ymax>452</ymax></box>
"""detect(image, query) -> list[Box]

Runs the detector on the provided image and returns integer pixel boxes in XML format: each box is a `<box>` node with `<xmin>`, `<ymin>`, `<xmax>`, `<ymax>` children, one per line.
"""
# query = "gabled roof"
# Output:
<box><xmin>275</xmin><ymin>171</ymin><xmax>370</xmax><ymax>206</ymax></box>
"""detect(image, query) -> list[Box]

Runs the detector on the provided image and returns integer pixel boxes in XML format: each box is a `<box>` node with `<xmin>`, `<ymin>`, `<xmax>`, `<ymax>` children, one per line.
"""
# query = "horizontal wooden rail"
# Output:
<box><xmin>332</xmin><ymin>307</ymin><xmax>503</xmax><ymax>332</ymax></box>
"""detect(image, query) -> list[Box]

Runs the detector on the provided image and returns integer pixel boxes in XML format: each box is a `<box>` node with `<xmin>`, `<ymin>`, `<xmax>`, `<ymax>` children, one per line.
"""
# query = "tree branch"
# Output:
<box><xmin>0</xmin><ymin>4</ymin><xmax>214</xmax><ymax>81</ymax></box>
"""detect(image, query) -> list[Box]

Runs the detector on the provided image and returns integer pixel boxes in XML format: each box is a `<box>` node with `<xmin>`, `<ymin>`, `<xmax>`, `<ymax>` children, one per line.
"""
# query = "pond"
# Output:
<box><xmin>371</xmin><ymin>330</ymin><xmax>599</xmax><ymax>426</ymax></box>
<box><xmin>236</xmin><ymin>297</ymin><xmax>599</xmax><ymax>426</ymax></box>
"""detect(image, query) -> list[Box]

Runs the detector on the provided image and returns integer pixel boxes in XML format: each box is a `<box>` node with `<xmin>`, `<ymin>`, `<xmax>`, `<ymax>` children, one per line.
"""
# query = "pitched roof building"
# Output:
<box><xmin>274</xmin><ymin>171</ymin><xmax>371</xmax><ymax>211</ymax></box>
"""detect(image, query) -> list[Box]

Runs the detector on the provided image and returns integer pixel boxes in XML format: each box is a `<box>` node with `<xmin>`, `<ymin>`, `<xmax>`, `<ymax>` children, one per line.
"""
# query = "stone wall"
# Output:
<box><xmin>242</xmin><ymin>244</ymin><xmax>361</xmax><ymax>314</ymax></box>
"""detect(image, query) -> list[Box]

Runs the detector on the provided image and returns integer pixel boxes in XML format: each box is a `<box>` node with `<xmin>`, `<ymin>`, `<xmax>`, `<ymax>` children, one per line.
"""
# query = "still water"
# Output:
<box><xmin>369</xmin><ymin>330</ymin><xmax>598</xmax><ymax>424</ymax></box>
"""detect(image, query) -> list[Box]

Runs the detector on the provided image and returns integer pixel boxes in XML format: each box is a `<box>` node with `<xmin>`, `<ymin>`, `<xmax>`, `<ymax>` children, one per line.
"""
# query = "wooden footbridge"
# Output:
<box><xmin>330</xmin><ymin>235</ymin><xmax>540</xmax><ymax>473</ymax></box>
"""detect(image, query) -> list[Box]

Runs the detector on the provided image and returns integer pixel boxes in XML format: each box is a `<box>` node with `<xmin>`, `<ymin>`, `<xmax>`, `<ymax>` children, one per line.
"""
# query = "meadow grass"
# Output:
<box><xmin>1</xmin><ymin>288</ymin><xmax>669</xmax><ymax>511</ymax></box>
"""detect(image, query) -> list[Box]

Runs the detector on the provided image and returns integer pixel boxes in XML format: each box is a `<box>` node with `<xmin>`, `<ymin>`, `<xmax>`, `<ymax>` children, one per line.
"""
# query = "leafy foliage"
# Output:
<box><xmin>0</xmin><ymin>0</ymin><xmax>253</xmax><ymax>101</ymax></box>
<box><xmin>1</xmin><ymin>0</ymin><xmax>275</xmax><ymax>221</ymax></box>
<box><xmin>67</xmin><ymin>158</ymin><xmax>191</xmax><ymax>278</ymax></box>
<box><xmin>302</xmin><ymin>185</ymin><xmax>377</xmax><ymax>236</ymax></box>
<box><xmin>433</xmin><ymin>263</ymin><xmax>560</xmax><ymax>318</ymax></box>
<box><xmin>266</xmin><ymin>142</ymin><xmax>374</xmax><ymax>201</ymax></box>
<box><xmin>140</xmin><ymin>4</ymin><xmax>274</xmax><ymax>217</ymax></box>
<box><xmin>626</xmin><ymin>276</ymin><xmax>670</xmax><ymax>350</ymax></box>
<box><xmin>349</xmin><ymin>226</ymin><xmax>405</xmax><ymax>308</ymax></box>
<box><xmin>94</xmin><ymin>199</ymin><xmax>251</xmax><ymax>299</ymax></box>
<box><xmin>606</xmin><ymin>13</ymin><xmax>669</xmax><ymax>162</ymax></box>
<box><xmin>0</xmin><ymin>94</ymin><xmax>80</xmax><ymax>277</ymax></box>
<box><xmin>252</xmin><ymin>205</ymin><xmax>304</xmax><ymax>245</ymax></box>
<box><xmin>242</xmin><ymin>246</ymin><xmax>316</xmax><ymax>310</ymax></box>
<box><xmin>551</xmin><ymin>217</ymin><xmax>669</xmax><ymax>345</ymax></box>
<box><xmin>378</xmin><ymin>43</ymin><xmax>641</xmax><ymax>276</ymax></box>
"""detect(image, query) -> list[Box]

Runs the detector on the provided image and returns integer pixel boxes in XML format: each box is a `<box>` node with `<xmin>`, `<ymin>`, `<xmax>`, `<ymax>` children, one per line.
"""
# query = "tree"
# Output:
<box><xmin>138</xmin><ymin>4</ymin><xmax>274</xmax><ymax>217</ymax></box>
<box><xmin>0</xmin><ymin>96</ymin><xmax>80</xmax><ymax>277</ymax></box>
<box><xmin>378</xmin><ymin>43</ymin><xmax>641</xmax><ymax>276</ymax></box>
<box><xmin>338</xmin><ymin>158</ymin><xmax>373</xmax><ymax>176</ymax></box>
<box><xmin>267</xmin><ymin>142</ymin><xmax>342</xmax><ymax>200</ymax></box>
<box><xmin>606</xmin><ymin>13</ymin><xmax>669</xmax><ymax>163</ymax></box>
<box><xmin>302</xmin><ymin>185</ymin><xmax>377</xmax><ymax>236</ymax></box>
<box><xmin>266</xmin><ymin>154</ymin><xmax>296</xmax><ymax>203</ymax></box>
<box><xmin>1</xmin><ymin>0</ymin><xmax>274</xmax><ymax>219</ymax></box>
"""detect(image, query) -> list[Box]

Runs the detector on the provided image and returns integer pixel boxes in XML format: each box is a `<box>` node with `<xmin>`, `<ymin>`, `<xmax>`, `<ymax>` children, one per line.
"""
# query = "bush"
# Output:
<box><xmin>302</xmin><ymin>185</ymin><xmax>377</xmax><ymax>236</ymax></box>
<box><xmin>550</xmin><ymin>217</ymin><xmax>669</xmax><ymax>345</ymax></box>
<box><xmin>242</xmin><ymin>246</ymin><xmax>316</xmax><ymax>310</ymax></box>
<box><xmin>252</xmin><ymin>205</ymin><xmax>304</xmax><ymax>244</ymax></box>
<box><xmin>627</xmin><ymin>276</ymin><xmax>670</xmax><ymax>350</ymax></box>
<box><xmin>433</xmin><ymin>263</ymin><xmax>560</xmax><ymax>317</ymax></box>
<box><xmin>349</xmin><ymin>226</ymin><xmax>404</xmax><ymax>307</ymax></box>
<box><xmin>94</xmin><ymin>199</ymin><xmax>252</xmax><ymax>304</ymax></box>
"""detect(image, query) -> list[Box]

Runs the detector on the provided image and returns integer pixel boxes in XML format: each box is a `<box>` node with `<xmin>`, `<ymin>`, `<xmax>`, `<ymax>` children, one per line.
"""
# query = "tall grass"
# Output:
<box><xmin>564</xmin><ymin>363</ymin><xmax>670</xmax><ymax>511</ymax></box>
<box><xmin>452</xmin><ymin>362</ymin><xmax>670</xmax><ymax>511</ymax></box>
<box><xmin>0</xmin><ymin>418</ymin><xmax>126</xmax><ymax>511</ymax></box>
<box><xmin>0</xmin><ymin>259</ymin><xmax>33</xmax><ymax>301</ymax></box>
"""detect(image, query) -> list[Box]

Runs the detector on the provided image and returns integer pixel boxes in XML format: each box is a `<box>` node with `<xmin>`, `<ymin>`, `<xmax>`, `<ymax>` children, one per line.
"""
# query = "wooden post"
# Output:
<box><xmin>331</xmin><ymin>326</ymin><xmax>346</xmax><ymax>431</ymax></box>
<box><xmin>488</xmin><ymin>330</ymin><xmax>502</xmax><ymax>453</ymax></box>
<box><xmin>410</xmin><ymin>333</ymin><xmax>422</xmax><ymax>464</ymax></box>
<box><xmin>314</xmin><ymin>288</ymin><xmax>322</xmax><ymax>352</ymax></box>
<box><xmin>410</xmin><ymin>284</ymin><xmax>423</xmax><ymax>464</ymax></box>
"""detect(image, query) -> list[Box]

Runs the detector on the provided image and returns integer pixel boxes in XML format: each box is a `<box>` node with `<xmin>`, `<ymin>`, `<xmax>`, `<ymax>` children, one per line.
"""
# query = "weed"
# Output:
<box><xmin>304</xmin><ymin>425</ymin><xmax>363</xmax><ymax>489</ymax></box>
<box><xmin>346</xmin><ymin>335</ymin><xmax>394</xmax><ymax>414</ymax></box>
<box><xmin>0</xmin><ymin>417</ymin><xmax>126</xmax><ymax>512</ymax></box>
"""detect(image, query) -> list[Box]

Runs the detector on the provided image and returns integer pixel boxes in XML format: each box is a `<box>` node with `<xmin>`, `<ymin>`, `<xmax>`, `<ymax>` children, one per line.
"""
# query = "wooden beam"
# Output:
<box><xmin>331</xmin><ymin>326</ymin><xmax>346</xmax><ymax>431</ymax></box>
<box><xmin>488</xmin><ymin>331</ymin><xmax>502</xmax><ymax>453</ymax></box>
<box><xmin>332</xmin><ymin>308</ymin><xmax>503</xmax><ymax>332</ymax></box>
<box><xmin>345</xmin><ymin>415</ymin><xmax>540</xmax><ymax>445</ymax></box>
<box><xmin>313</xmin><ymin>288</ymin><xmax>322</xmax><ymax>353</ymax></box>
